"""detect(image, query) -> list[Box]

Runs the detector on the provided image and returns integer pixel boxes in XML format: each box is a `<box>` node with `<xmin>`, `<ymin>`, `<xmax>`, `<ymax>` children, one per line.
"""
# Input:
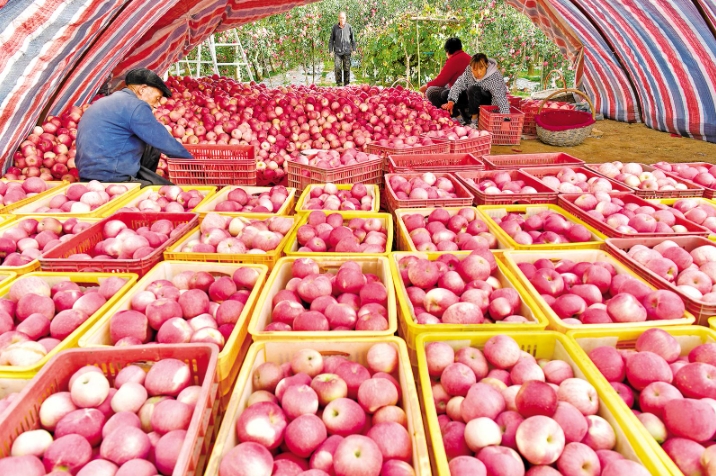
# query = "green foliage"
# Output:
<box><xmin>181</xmin><ymin>0</ymin><xmax>571</xmax><ymax>89</ymax></box>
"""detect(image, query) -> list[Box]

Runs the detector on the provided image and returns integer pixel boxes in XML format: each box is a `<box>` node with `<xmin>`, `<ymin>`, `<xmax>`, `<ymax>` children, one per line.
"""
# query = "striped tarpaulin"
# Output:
<box><xmin>696</xmin><ymin>0</ymin><xmax>716</xmax><ymax>33</ymax></box>
<box><xmin>506</xmin><ymin>0</ymin><xmax>640</xmax><ymax>123</ymax></box>
<box><xmin>0</xmin><ymin>0</ymin><xmax>129</xmax><ymax>169</ymax></box>
<box><xmin>574</xmin><ymin>0</ymin><xmax>716</xmax><ymax>142</ymax></box>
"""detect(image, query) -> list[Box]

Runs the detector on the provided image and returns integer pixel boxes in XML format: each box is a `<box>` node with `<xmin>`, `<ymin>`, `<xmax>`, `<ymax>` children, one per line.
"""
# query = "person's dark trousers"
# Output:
<box><xmin>334</xmin><ymin>54</ymin><xmax>351</xmax><ymax>86</ymax></box>
<box><xmin>467</xmin><ymin>85</ymin><xmax>493</xmax><ymax>119</ymax></box>
<box><xmin>135</xmin><ymin>145</ymin><xmax>173</xmax><ymax>186</ymax></box>
<box><xmin>426</xmin><ymin>86</ymin><xmax>450</xmax><ymax>109</ymax></box>
<box><xmin>453</xmin><ymin>89</ymin><xmax>474</xmax><ymax>122</ymax></box>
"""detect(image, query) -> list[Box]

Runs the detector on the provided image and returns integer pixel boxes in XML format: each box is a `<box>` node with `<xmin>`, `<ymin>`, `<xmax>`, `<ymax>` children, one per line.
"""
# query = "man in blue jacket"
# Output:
<box><xmin>328</xmin><ymin>12</ymin><xmax>356</xmax><ymax>86</ymax></box>
<box><xmin>76</xmin><ymin>68</ymin><xmax>193</xmax><ymax>185</ymax></box>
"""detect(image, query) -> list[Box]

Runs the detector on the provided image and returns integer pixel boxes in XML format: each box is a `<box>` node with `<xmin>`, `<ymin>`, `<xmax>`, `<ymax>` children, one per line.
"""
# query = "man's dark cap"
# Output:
<box><xmin>125</xmin><ymin>68</ymin><xmax>172</xmax><ymax>98</ymax></box>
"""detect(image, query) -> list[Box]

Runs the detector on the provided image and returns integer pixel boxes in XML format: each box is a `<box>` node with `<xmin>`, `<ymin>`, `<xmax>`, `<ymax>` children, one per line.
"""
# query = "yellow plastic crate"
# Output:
<box><xmin>503</xmin><ymin>249</ymin><xmax>696</xmax><ymax>333</ymax></box>
<box><xmin>248</xmin><ymin>256</ymin><xmax>397</xmax><ymax>341</ymax></box>
<box><xmin>477</xmin><ymin>203</ymin><xmax>607</xmax><ymax>250</ymax></box>
<box><xmin>294</xmin><ymin>183</ymin><xmax>381</xmax><ymax>215</ymax></box>
<box><xmin>710</xmin><ymin>316</ymin><xmax>716</xmax><ymax>330</ymax></box>
<box><xmin>393</xmin><ymin>207</ymin><xmax>512</xmax><ymax>252</ymax></box>
<box><xmin>0</xmin><ymin>181</ymin><xmax>68</xmax><ymax>215</ymax></box>
<box><xmin>163</xmin><ymin>216</ymin><xmax>299</xmax><ymax>270</ymax></box>
<box><xmin>0</xmin><ymin>272</ymin><xmax>16</xmax><ymax>287</ymax></box>
<box><xmin>415</xmin><ymin>331</ymin><xmax>668</xmax><ymax>476</ymax></box>
<box><xmin>391</xmin><ymin>251</ymin><xmax>548</xmax><ymax>363</ymax></box>
<box><xmin>567</xmin><ymin>326</ymin><xmax>716</xmax><ymax>476</ymax></box>
<box><xmin>0</xmin><ymin>217</ymin><xmax>101</xmax><ymax>275</ymax></box>
<box><xmin>193</xmin><ymin>185</ymin><xmax>296</xmax><ymax>219</ymax></box>
<box><xmin>283</xmin><ymin>211</ymin><xmax>394</xmax><ymax>258</ymax></box>
<box><xmin>10</xmin><ymin>182</ymin><xmax>142</xmax><ymax>218</ymax></box>
<box><xmin>99</xmin><ymin>185</ymin><xmax>218</xmax><ymax>216</ymax></box>
<box><xmin>204</xmin><ymin>337</ymin><xmax>430</xmax><ymax>476</ymax></box>
<box><xmin>0</xmin><ymin>271</ymin><xmax>137</xmax><ymax>378</ymax></box>
<box><xmin>78</xmin><ymin>260</ymin><xmax>267</xmax><ymax>402</ymax></box>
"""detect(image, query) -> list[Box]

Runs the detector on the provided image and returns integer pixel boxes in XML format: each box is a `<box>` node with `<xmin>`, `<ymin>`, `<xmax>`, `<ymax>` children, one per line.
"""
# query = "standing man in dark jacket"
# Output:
<box><xmin>76</xmin><ymin>68</ymin><xmax>192</xmax><ymax>185</ymax></box>
<box><xmin>329</xmin><ymin>12</ymin><xmax>356</xmax><ymax>86</ymax></box>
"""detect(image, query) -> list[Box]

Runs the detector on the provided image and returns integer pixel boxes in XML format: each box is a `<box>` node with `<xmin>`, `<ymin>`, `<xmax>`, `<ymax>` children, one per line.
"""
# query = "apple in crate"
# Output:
<box><xmin>491</xmin><ymin>209</ymin><xmax>595</xmax><ymax>246</ymax></box>
<box><xmin>177</xmin><ymin>213</ymin><xmax>293</xmax><ymax>254</ymax></box>
<box><xmin>218</xmin><ymin>343</ymin><xmax>417</xmax><ymax>476</ymax></box>
<box><xmin>536</xmin><ymin>167</ymin><xmax>617</xmax><ymax>194</ymax></box>
<box><xmin>585</xmin><ymin>328</ymin><xmax>716</xmax><ymax>476</ymax></box>
<box><xmin>569</xmin><ymin>193</ymin><xmax>692</xmax><ymax>234</ymax></box>
<box><xmin>0</xmin><ymin>275</ymin><xmax>128</xmax><ymax>366</ymax></box>
<box><xmin>290</xmin><ymin>149</ymin><xmax>381</xmax><ymax>171</ymax></box>
<box><xmin>388</xmin><ymin>173</ymin><xmax>461</xmax><ymax>201</ymax></box>
<box><xmin>118</xmin><ymin>185</ymin><xmax>207</xmax><ymax>213</ymax></box>
<box><xmin>592</xmin><ymin>162</ymin><xmax>688</xmax><ymax>192</ymax></box>
<box><xmin>303</xmin><ymin>183</ymin><xmax>375</xmax><ymax>212</ymax></box>
<box><xmin>295</xmin><ymin>212</ymin><xmax>388</xmax><ymax>253</ymax></box>
<box><xmin>425</xmin><ymin>335</ymin><xmax>650</xmax><ymax>474</ymax></box>
<box><xmin>209</xmin><ymin>185</ymin><xmax>290</xmax><ymax>213</ymax></box>
<box><xmin>0</xmin><ymin>177</ymin><xmax>50</xmax><ymax>206</ymax></box>
<box><xmin>397</xmin><ymin>251</ymin><xmax>531</xmax><ymax>326</ymax></box>
<box><xmin>108</xmin><ymin>267</ymin><xmax>261</xmax><ymax>348</ymax></box>
<box><xmin>0</xmin><ymin>357</ymin><xmax>203</xmax><ymax>475</ymax></box>
<box><xmin>425</xmin><ymin>127</ymin><xmax>489</xmax><ymax>141</ymax></box>
<box><xmin>462</xmin><ymin>171</ymin><xmax>540</xmax><ymax>195</ymax></box>
<box><xmin>400</xmin><ymin>207</ymin><xmax>497</xmax><ymax>252</ymax></box>
<box><xmin>265</xmin><ymin>257</ymin><xmax>389</xmax><ymax>332</ymax></box>
<box><xmin>32</xmin><ymin>180</ymin><xmax>129</xmax><ymax>214</ymax></box>
<box><xmin>655</xmin><ymin>162</ymin><xmax>716</xmax><ymax>189</ymax></box>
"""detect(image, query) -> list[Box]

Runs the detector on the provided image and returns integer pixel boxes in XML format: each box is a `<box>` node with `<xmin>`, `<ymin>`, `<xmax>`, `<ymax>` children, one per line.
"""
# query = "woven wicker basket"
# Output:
<box><xmin>536</xmin><ymin>88</ymin><xmax>595</xmax><ymax>147</ymax></box>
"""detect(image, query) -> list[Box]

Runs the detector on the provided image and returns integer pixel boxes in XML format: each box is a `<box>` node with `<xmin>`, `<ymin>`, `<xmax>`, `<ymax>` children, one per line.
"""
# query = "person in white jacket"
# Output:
<box><xmin>442</xmin><ymin>54</ymin><xmax>510</xmax><ymax>124</ymax></box>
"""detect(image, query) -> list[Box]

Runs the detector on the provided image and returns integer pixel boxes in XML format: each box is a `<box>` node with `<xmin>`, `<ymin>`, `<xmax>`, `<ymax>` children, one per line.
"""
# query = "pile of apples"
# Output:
<box><xmin>301</xmin><ymin>183</ymin><xmax>375</xmax><ymax>212</ymax></box>
<box><xmin>516</xmin><ymin>257</ymin><xmax>687</xmax><ymax>324</ymax></box>
<box><xmin>264</xmin><ymin>258</ymin><xmax>390</xmax><ymax>332</ymax></box>
<box><xmin>0</xmin><ymin>217</ymin><xmax>94</xmax><ymax>267</ymax></box>
<box><xmin>0</xmin><ymin>275</ymin><xmax>128</xmax><ymax>366</ymax></box>
<box><xmin>424</xmin><ymin>127</ymin><xmax>491</xmax><ymax>141</ymax></box>
<box><xmin>178</xmin><ymin>213</ymin><xmax>294</xmax><ymax>254</ymax></box>
<box><xmin>0</xmin><ymin>178</ymin><xmax>51</xmax><ymax>206</ymax></box>
<box><xmin>534</xmin><ymin>168</ymin><xmax>620</xmax><ymax>194</ymax></box>
<box><xmin>624</xmin><ymin>240</ymin><xmax>716</xmax><ymax>302</ymax></box>
<box><xmin>32</xmin><ymin>181</ymin><xmax>129</xmax><ymax>214</ymax></box>
<box><xmin>295</xmin><ymin>212</ymin><xmax>388</xmax><ymax>254</ymax></box>
<box><xmin>371</xmin><ymin>135</ymin><xmax>439</xmax><ymax>150</ymax></box>
<box><xmin>219</xmin><ymin>343</ymin><xmax>416</xmax><ymax>476</ymax></box>
<box><xmin>591</xmin><ymin>162</ymin><xmax>690</xmax><ymax>192</ymax></box>
<box><xmin>0</xmin><ymin>357</ymin><xmax>203</xmax><ymax>475</ymax></box>
<box><xmin>492</xmin><ymin>210</ymin><xmax>595</xmax><ymax>246</ymax></box>
<box><xmin>67</xmin><ymin>218</ymin><xmax>186</xmax><ymax>261</ymax></box>
<box><xmin>654</xmin><ymin>162</ymin><xmax>716</xmax><ymax>189</ymax></box>
<box><xmin>425</xmin><ymin>335</ymin><xmax>649</xmax><ymax>475</ymax></box>
<box><xmin>585</xmin><ymin>328</ymin><xmax>716</xmax><ymax>475</ymax></box>
<box><xmin>4</xmin><ymin>107</ymin><xmax>84</xmax><ymax>183</ymax></box>
<box><xmin>401</xmin><ymin>208</ymin><xmax>498</xmax><ymax>252</ymax></box>
<box><xmin>397</xmin><ymin>251</ymin><xmax>530</xmax><ymax>325</ymax></box>
<box><xmin>117</xmin><ymin>185</ymin><xmax>207</xmax><ymax>213</ymax></box>
<box><xmin>387</xmin><ymin>173</ymin><xmax>462</xmax><ymax>201</ymax></box>
<box><xmin>205</xmin><ymin>185</ymin><xmax>290</xmax><ymax>214</ymax></box>
<box><xmin>108</xmin><ymin>267</ymin><xmax>260</xmax><ymax>347</ymax></box>
<box><xmin>461</xmin><ymin>171</ymin><xmax>540</xmax><ymax>196</ymax></box>
<box><xmin>290</xmin><ymin>149</ymin><xmax>382</xmax><ymax>171</ymax></box>
<box><xmin>568</xmin><ymin>193</ymin><xmax>694</xmax><ymax>234</ymax></box>
<box><xmin>658</xmin><ymin>198</ymin><xmax>716</xmax><ymax>234</ymax></box>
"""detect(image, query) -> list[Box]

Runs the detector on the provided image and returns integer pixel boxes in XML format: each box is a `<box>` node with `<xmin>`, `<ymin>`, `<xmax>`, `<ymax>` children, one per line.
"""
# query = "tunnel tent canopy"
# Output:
<box><xmin>0</xmin><ymin>0</ymin><xmax>715</xmax><ymax>170</ymax></box>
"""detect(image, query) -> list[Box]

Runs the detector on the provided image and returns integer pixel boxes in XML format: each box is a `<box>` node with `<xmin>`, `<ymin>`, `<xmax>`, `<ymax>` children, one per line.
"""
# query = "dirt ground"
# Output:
<box><xmin>490</xmin><ymin>119</ymin><xmax>716</xmax><ymax>165</ymax></box>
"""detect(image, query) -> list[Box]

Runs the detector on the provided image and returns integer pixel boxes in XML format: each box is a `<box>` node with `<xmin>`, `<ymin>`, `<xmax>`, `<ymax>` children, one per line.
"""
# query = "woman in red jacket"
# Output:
<box><xmin>420</xmin><ymin>38</ymin><xmax>471</xmax><ymax>117</ymax></box>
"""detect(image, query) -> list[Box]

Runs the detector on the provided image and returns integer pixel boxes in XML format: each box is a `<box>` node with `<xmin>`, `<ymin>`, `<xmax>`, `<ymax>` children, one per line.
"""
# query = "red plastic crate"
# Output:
<box><xmin>421</xmin><ymin>132</ymin><xmax>493</xmax><ymax>156</ymax></box>
<box><xmin>605</xmin><ymin>236</ymin><xmax>716</xmax><ymax>326</ymax></box>
<box><xmin>384</xmin><ymin>173</ymin><xmax>473</xmax><ymax>212</ymax></box>
<box><xmin>657</xmin><ymin>162</ymin><xmax>716</xmax><ymax>199</ymax></box>
<box><xmin>167</xmin><ymin>144</ymin><xmax>256</xmax><ymax>186</ymax></box>
<box><xmin>387</xmin><ymin>153</ymin><xmax>485</xmax><ymax>174</ymax></box>
<box><xmin>455</xmin><ymin>169</ymin><xmax>559</xmax><ymax>205</ymax></box>
<box><xmin>558</xmin><ymin>192</ymin><xmax>710</xmax><ymax>239</ymax></box>
<box><xmin>482</xmin><ymin>152</ymin><xmax>585</xmax><ymax>169</ymax></box>
<box><xmin>0</xmin><ymin>344</ymin><xmax>218</xmax><ymax>476</ymax></box>
<box><xmin>508</xmin><ymin>95</ymin><xmax>523</xmax><ymax>108</ymax></box>
<box><xmin>585</xmin><ymin>163</ymin><xmax>705</xmax><ymax>200</ymax></box>
<box><xmin>477</xmin><ymin>106</ymin><xmax>525</xmax><ymax>145</ymax></box>
<box><xmin>287</xmin><ymin>156</ymin><xmax>383</xmax><ymax>190</ymax></box>
<box><xmin>521</xmin><ymin>166</ymin><xmax>633</xmax><ymax>193</ymax></box>
<box><xmin>39</xmin><ymin>212</ymin><xmax>199</xmax><ymax>275</ymax></box>
<box><xmin>366</xmin><ymin>141</ymin><xmax>450</xmax><ymax>159</ymax></box>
